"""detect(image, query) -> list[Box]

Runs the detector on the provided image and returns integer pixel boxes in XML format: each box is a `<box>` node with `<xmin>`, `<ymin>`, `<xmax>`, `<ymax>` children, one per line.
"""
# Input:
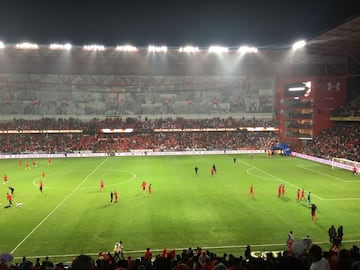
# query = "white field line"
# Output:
<box><xmin>297</xmin><ymin>164</ymin><xmax>359</xmax><ymax>183</ymax></box>
<box><xmin>239</xmin><ymin>159</ymin><xmax>325</xmax><ymax>200</ymax></box>
<box><xmin>13</xmin><ymin>239</ymin><xmax>360</xmax><ymax>260</ymax></box>
<box><xmin>11</xmin><ymin>157</ymin><xmax>110</xmax><ymax>254</ymax></box>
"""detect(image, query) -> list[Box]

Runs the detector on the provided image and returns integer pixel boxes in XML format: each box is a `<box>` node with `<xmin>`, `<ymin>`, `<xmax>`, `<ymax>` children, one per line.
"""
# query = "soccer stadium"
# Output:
<box><xmin>0</xmin><ymin>15</ymin><xmax>360</xmax><ymax>270</ymax></box>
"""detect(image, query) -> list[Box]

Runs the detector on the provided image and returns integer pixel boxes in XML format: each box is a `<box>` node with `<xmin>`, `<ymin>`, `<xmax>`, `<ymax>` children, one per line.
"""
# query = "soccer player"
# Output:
<box><xmin>278</xmin><ymin>184</ymin><xmax>281</xmax><ymax>198</ymax></box>
<box><xmin>3</xmin><ymin>174</ymin><xmax>8</xmax><ymax>184</ymax></box>
<box><xmin>307</xmin><ymin>192</ymin><xmax>311</xmax><ymax>205</ymax></box>
<box><xmin>39</xmin><ymin>181</ymin><xmax>43</xmax><ymax>193</ymax></box>
<box><xmin>281</xmin><ymin>184</ymin><xmax>285</xmax><ymax>197</ymax></box>
<box><xmin>100</xmin><ymin>179</ymin><xmax>105</xmax><ymax>191</ymax></box>
<box><xmin>300</xmin><ymin>188</ymin><xmax>306</xmax><ymax>201</ymax></box>
<box><xmin>212</xmin><ymin>164</ymin><xmax>217</xmax><ymax>173</ymax></box>
<box><xmin>110</xmin><ymin>191</ymin><xmax>113</xmax><ymax>203</ymax></box>
<box><xmin>25</xmin><ymin>161</ymin><xmax>30</xmax><ymax>170</ymax></box>
<box><xmin>297</xmin><ymin>189</ymin><xmax>301</xmax><ymax>202</ymax></box>
<box><xmin>148</xmin><ymin>184</ymin><xmax>152</xmax><ymax>194</ymax></box>
<box><xmin>18</xmin><ymin>160</ymin><xmax>22</xmax><ymax>168</ymax></box>
<box><xmin>233</xmin><ymin>157</ymin><xmax>236</xmax><ymax>164</ymax></box>
<box><xmin>353</xmin><ymin>166</ymin><xmax>358</xmax><ymax>176</ymax></box>
<box><xmin>6</xmin><ymin>192</ymin><xmax>13</xmax><ymax>205</ymax></box>
<box><xmin>249</xmin><ymin>184</ymin><xmax>254</xmax><ymax>198</ymax></box>
<box><xmin>194</xmin><ymin>166</ymin><xmax>199</xmax><ymax>175</ymax></box>
<box><xmin>32</xmin><ymin>160</ymin><xmax>37</xmax><ymax>168</ymax></box>
<box><xmin>48</xmin><ymin>158</ymin><xmax>52</xmax><ymax>166</ymax></box>
<box><xmin>141</xmin><ymin>181</ymin><xmax>147</xmax><ymax>192</ymax></box>
<box><xmin>311</xmin><ymin>204</ymin><xmax>317</xmax><ymax>221</ymax></box>
<box><xmin>8</xmin><ymin>186</ymin><xmax>15</xmax><ymax>195</ymax></box>
<box><xmin>41</xmin><ymin>171</ymin><xmax>46</xmax><ymax>180</ymax></box>
<box><xmin>114</xmin><ymin>191</ymin><xmax>118</xmax><ymax>203</ymax></box>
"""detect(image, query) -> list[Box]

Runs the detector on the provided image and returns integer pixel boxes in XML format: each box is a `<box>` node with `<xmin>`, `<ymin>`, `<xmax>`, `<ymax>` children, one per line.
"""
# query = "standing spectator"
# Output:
<box><xmin>309</xmin><ymin>244</ymin><xmax>330</xmax><ymax>270</ymax></box>
<box><xmin>328</xmin><ymin>225</ymin><xmax>336</xmax><ymax>244</ymax></box>
<box><xmin>118</xmin><ymin>241</ymin><xmax>124</xmax><ymax>259</ymax></box>
<box><xmin>144</xmin><ymin>248</ymin><xmax>153</xmax><ymax>263</ymax></box>
<box><xmin>302</xmin><ymin>235</ymin><xmax>313</xmax><ymax>251</ymax></box>
<box><xmin>287</xmin><ymin>231</ymin><xmax>294</xmax><ymax>253</ymax></box>
<box><xmin>337</xmin><ymin>225</ymin><xmax>344</xmax><ymax>244</ymax></box>
<box><xmin>71</xmin><ymin>255</ymin><xmax>96</xmax><ymax>270</ymax></box>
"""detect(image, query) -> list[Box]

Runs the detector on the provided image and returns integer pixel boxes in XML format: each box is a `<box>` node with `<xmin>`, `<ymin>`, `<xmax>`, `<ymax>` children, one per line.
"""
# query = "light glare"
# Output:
<box><xmin>178</xmin><ymin>46</ymin><xmax>199</xmax><ymax>53</ymax></box>
<box><xmin>208</xmin><ymin>46</ymin><xmax>229</xmax><ymax>53</ymax></box>
<box><xmin>292</xmin><ymin>40</ymin><xmax>306</xmax><ymax>50</ymax></box>
<box><xmin>148</xmin><ymin>45</ymin><xmax>168</xmax><ymax>52</ymax></box>
<box><xmin>83</xmin><ymin>44</ymin><xmax>105</xmax><ymax>51</ymax></box>
<box><xmin>15</xmin><ymin>42</ymin><xmax>39</xmax><ymax>50</ymax></box>
<box><xmin>115</xmin><ymin>45</ymin><xmax>138</xmax><ymax>52</ymax></box>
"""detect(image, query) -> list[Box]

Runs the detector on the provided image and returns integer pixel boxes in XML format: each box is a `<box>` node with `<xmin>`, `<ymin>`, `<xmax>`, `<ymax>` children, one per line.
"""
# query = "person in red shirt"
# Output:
<box><xmin>278</xmin><ymin>184</ymin><xmax>281</xmax><ymax>198</ymax></box>
<box><xmin>210</xmin><ymin>167</ymin><xmax>215</xmax><ymax>176</ymax></box>
<box><xmin>148</xmin><ymin>184</ymin><xmax>152</xmax><ymax>194</ymax></box>
<box><xmin>3</xmin><ymin>174</ymin><xmax>8</xmax><ymax>184</ymax></box>
<box><xmin>39</xmin><ymin>181</ymin><xmax>43</xmax><ymax>193</ymax></box>
<box><xmin>249</xmin><ymin>184</ymin><xmax>254</xmax><ymax>198</ymax></box>
<box><xmin>48</xmin><ymin>158</ymin><xmax>52</xmax><ymax>166</ymax></box>
<box><xmin>141</xmin><ymin>181</ymin><xmax>147</xmax><ymax>192</ymax></box>
<box><xmin>300</xmin><ymin>188</ymin><xmax>306</xmax><ymax>201</ymax></box>
<box><xmin>32</xmin><ymin>160</ymin><xmax>37</xmax><ymax>168</ymax></box>
<box><xmin>297</xmin><ymin>189</ymin><xmax>301</xmax><ymax>202</ymax></box>
<box><xmin>281</xmin><ymin>184</ymin><xmax>285</xmax><ymax>197</ymax></box>
<box><xmin>114</xmin><ymin>190</ymin><xmax>118</xmax><ymax>203</ymax></box>
<box><xmin>353</xmin><ymin>166</ymin><xmax>358</xmax><ymax>176</ymax></box>
<box><xmin>6</xmin><ymin>193</ymin><xmax>13</xmax><ymax>205</ymax></box>
<box><xmin>100</xmin><ymin>179</ymin><xmax>104</xmax><ymax>191</ymax></box>
<box><xmin>25</xmin><ymin>161</ymin><xmax>30</xmax><ymax>170</ymax></box>
<box><xmin>41</xmin><ymin>172</ymin><xmax>46</xmax><ymax>179</ymax></box>
<box><xmin>144</xmin><ymin>248</ymin><xmax>153</xmax><ymax>263</ymax></box>
<box><xmin>18</xmin><ymin>160</ymin><xmax>22</xmax><ymax>168</ymax></box>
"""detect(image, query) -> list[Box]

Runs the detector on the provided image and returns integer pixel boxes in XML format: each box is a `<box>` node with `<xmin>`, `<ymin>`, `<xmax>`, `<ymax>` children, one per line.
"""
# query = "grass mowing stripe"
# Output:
<box><xmin>297</xmin><ymin>165</ymin><xmax>359</xmax><ymax>183</ymax></box>
<box><xmin>10</xmin><ymin>157</ymin><xmax>109</xmax><ymax>254</ymax></box>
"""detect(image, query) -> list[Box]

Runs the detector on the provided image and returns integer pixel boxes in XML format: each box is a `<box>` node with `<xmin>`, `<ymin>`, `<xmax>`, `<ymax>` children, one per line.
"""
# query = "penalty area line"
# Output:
<box><xmin>11</xmin><ymin>157</ymin><xmax>110</xmax><ymax>255</ymax></box>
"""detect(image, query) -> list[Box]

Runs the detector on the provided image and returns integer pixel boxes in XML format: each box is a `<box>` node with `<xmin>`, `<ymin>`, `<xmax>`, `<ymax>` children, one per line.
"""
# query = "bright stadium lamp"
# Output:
<box><xmin>178</xmin><ymin>46</ymin><xmax>199</xmax><ymax>53</ymax></box>
<box><xmin>208</xmin><ymin>46</ymin><xmax>229</xmax><ymax>53</ymax></box>
<box><xmin>49</xmin><ymin>43</ymin><xmax>72</xmax><ymax>50</ymax></box>
<box><xmin>83</xmin><ymin>44</ymin><xmax>106</xmax><ymax>51</ymax></box>
<box><xmin>292</xmin><ymin>40</ymin><xmax>306</xmax><ymax>50</ymax></box>
<box><xmin>238</xmin><ymin>46</ymin><xmax>258</xmax><ymax>53</ymax></box>
<box><xmin>148</xmin><ymin>45</ymin><xmax>168</xmax><ymax>52</ymax></box>
<box><xmin>15</xmin><ymin>42</ymin><xmax>39</xmax><ymax>50</ymax></box>
<box><xmin>115</xmin><ymin>45</ymin><xmax>138</xmax><ymax>52</ymax></box>
<box><xmin>0</xmin><ymin>41</ymin><xmax>5</xmax><ymax>49</ymax></box>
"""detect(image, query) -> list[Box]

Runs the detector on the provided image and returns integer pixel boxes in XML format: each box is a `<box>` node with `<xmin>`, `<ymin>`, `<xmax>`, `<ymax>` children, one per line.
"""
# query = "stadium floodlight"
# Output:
<box><xmin>49</xmin><ymin>43</ymin><xmax>72</xmax><ymax>50</ymax></box>
<box><xmin>148</xmin><ymin>45</ymin><xmax>168</xmax><ymax>52</ymax></box>
<box><xmin>15</xmin><ymin>42</ymin><xmax>39</xmax><ymax>50</ymax></box>
<box><xmin>237</xmin><ymin>46</ymin><xmax>258</xmax><ymax>54</ymax></box>
<box><xmin>83</xmin><ymin>44</ymin><xmax>106</xmax><ymax>51</ymax></box>
<box><xmin>178</xmin><ymin>46</ymin><xmax>199</xmax><ymax>53</ymax></box>
<box><xmin>208</xmin><ymin>46</ymin><xmax>229</xmax><ymax>53</ymax></box>
<box><xmin>292</xmin><ymin>40</ymin><xmax>306</xmax><ymax>50</ymax></box>
<box><xmin>115</xmin><ymin>45</ymin><xmax>138</xmax><ymax>52</ymax></box>
<box><xmin>0</xmin><ymin>41</ymin><xmax>4</xmax><ymax>49</ymax></box>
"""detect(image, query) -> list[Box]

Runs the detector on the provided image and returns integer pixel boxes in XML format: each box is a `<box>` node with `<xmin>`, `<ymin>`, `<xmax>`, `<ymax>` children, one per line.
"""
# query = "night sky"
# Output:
<box><xmin>0</xmin><ymin>0</ymin><xmax>358</xmax><ymax>48</ymax></box>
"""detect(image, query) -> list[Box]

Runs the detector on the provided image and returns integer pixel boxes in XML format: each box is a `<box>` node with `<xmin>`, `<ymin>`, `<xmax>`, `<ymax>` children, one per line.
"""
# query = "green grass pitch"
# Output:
<box><xmin>0</xmin><ymin>154</ymin><xmax>359</xmax><ymax>261</ymax></box>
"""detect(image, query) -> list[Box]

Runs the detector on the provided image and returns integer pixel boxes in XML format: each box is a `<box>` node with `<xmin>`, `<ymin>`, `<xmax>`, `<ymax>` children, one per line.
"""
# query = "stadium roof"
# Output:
<box><xmin>306</xmin><ymin>16</ymin><xmax>360</xmax><ymax>59</ymax></box>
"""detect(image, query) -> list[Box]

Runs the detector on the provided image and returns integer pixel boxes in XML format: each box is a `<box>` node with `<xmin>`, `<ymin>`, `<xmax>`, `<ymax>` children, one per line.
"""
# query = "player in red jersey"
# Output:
<box><xmin>100</xmin><ymin>179</ymin><xmax>105</xmax><ymax>191</ymax></box>
<box><xmin>297</xmin><ymin>189</ymin><xmax>301</xmax><ymax>202</ymax></box>
<box><xmin>281</xmin><ymin>184</ymin><xmax>285</xmax><ymax>197</ymax></box>
<box><xmin>114</xmin><ymin>190</ymin><xmax>118</xmax><ymax>203</ymax></box>
<box><xmin>249</xmin><ymin>184</ymin><xmax>254</xmax><ymax>198</ymax></box>
<box><xmin>6</xmin><ymin>193</ymin><xmax>13</xmax><ymax>205</ymax></box>
<box><xmin>25</xmin><ymin>161</ymin><xmax>30</xmax><ymax>170</ymax></box>
<box><xmin>41</xmin><ymin>171</ymin><xmax>46</xmax><ymax>180</ymax></box>
<box><xmin>148</xmin><ymin>184</ymin><xmax>152</xmax><ymax>194</ymax></box>
<box><xmin>32</xmin><ymin>160</ymin><xmax>37</xmax><ymax>168</ymax></box>
<box><xmin>39</xmin><ymin>181</ymin><xmax>43</xmax><ymax>193</ymax></box>
<box><xmin>278</xmin><ymin>184</ymin><xmax>281</xmax><ymax>197</ymax></box>
<box><xmin>300</xmin><ymin>188</ymin><xmax>306</xmax><ymax>201</ymax></box>
<box><xmin>18</xmin><ymin>160</ymin><xmax>22</xmax><ymax>168</ymax></box>
<box><xmin>211</xmin><ymin>167</ymin><xmax>215</xmax><ymax>176</ymax></box>
<box><xmin>141</xmin><ymin>181</ymin><xmax>147</xmax><ymax>192</ymax></box>
<box><xmin>353</xmin><ymin>166</ymin><xmax>358</xmax><ymax>176</ymax></box>
<box><xmin>3</xmin><ymin>174</ymin><xmax>8</xmax><ymax>184</ymax></box>
<box><xmin>48</xmin><ymin>158</ymin><xmax>52</xmax><ymax>166</ymax></box>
